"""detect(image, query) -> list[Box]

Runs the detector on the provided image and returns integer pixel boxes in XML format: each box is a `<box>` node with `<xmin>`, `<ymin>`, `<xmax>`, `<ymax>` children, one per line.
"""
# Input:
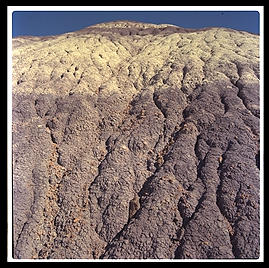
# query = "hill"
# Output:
<box><xmin>12</xmin><ymin>21</ymin><xmax>260</xmax><ymax>259</ymax></box>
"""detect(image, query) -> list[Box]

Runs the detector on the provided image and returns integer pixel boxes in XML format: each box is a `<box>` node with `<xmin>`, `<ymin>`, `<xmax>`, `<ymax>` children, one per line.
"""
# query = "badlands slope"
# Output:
<box><xmin>12</xmin><ymin>21</ymin><xmax>260</xmax><ymax>259</ymax></box>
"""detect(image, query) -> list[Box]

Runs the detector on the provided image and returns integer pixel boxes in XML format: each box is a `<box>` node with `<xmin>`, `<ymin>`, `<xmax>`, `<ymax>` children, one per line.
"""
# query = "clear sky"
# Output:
<box><xmin>12</xmin><ymin>10</ymin><xmax>260</xmax><ymax>37</ymax></box>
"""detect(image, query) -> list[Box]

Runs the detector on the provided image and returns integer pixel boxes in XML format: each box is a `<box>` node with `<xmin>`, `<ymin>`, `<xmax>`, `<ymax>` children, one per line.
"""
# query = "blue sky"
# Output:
<box><xmin>12</xmin><ymin>11</ymin><xmax>260</xmax><ymax>37</ymax></box>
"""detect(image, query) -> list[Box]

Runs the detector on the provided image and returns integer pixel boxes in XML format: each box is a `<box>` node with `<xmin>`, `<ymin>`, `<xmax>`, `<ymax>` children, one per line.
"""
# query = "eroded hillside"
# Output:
<box><xmin>12</xmin><ymin>21</ymin><xmax>260</xmax><ymax>259</ymax></box>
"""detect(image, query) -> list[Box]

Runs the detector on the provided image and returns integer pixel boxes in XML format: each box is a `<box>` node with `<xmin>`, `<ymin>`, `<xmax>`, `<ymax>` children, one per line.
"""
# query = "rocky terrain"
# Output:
<box><xmin>12</xmin><ymin>21</ymin><xmax>260</xmax><ymax>259</ymax></box>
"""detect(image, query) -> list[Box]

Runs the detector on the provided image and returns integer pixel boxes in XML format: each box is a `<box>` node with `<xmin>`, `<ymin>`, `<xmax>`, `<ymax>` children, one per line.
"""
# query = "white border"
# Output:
<box><xmin>7</xmin><ymin>6</ymin><xmax>265</xmax><ymax>11</ymax></box>
<box><xmin>258</xmin><ymin>5</ymin><xmax>264</xmax><ymax>264</ymax></box>
<box><xmin>7</xmin><ymin>6</ymin><xmax>264</xmax><ymax>262</ymax></box>
<box><xmin>7</xmin><ymin>5</ymin><xmax>13</xmax><ymax>263</ymax></box>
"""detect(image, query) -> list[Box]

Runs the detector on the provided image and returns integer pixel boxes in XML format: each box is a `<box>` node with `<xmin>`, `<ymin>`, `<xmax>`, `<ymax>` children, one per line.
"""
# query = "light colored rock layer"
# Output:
<box><xmin>13</xmin><ymin>21</ymin><xmax>259</xmax><ymax>97</ymax></box>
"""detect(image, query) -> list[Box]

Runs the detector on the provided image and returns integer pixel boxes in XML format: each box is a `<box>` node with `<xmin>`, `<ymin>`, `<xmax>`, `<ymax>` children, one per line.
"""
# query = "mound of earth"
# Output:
<box><xmin>12</xmin><ymin>21</ymin><xmax>260</xmax><ymax>259</ymax></box>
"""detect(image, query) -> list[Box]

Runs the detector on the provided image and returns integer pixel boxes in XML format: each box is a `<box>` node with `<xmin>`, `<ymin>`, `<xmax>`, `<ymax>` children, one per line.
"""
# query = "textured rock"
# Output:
<box><xmin>12</xmin><ymin>21</ymin><xmax>260</xmax><ymax>259</ymax></box>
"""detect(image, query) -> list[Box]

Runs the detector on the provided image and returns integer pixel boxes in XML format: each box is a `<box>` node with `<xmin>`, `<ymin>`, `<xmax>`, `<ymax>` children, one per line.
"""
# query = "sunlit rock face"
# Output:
<box><xmin>12</xmin><ymin>21</ymin><xmax>260</xmax><ymax>259</ymax></box>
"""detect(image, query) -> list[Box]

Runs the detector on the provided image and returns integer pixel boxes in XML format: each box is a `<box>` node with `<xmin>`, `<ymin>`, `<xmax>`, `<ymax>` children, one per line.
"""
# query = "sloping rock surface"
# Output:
<box><xmin>12</xmin><ymin>21</ymin><xmax>260</xmax><ymax>259</ymax></box>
